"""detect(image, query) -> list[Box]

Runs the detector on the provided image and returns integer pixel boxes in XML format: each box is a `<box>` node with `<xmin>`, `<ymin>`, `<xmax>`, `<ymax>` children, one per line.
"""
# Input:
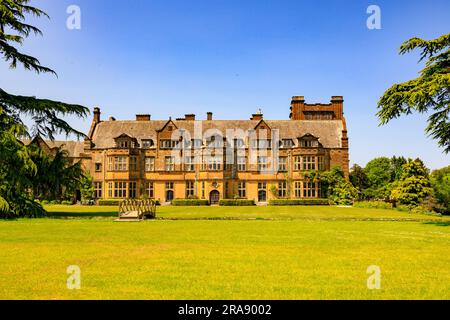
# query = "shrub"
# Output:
<box><xmin>98</xmin><ymin>199</ymin><xmax>122</xmax><ymax>206</ymax></box>
<box><xmin>49</xmin><ymin>200</ymin><xmax>61</xmax><ymax>205</ymax></box>
<box><xmin>354</xmin><ymin>201</ymin><xmax>392</xmax><ymax>210</ymax></box>
<box><xmin>269</xmin><ymin>198</ymin><xmax>329</xmax><ymax>206</ymax></box>
<box><xmin>61</xmin><ymin>200</ymin><xmax>73</xmax><ymax>206</ymax></box>
<box><xmin>219</xmin><ymin>199</ymin><xmax>255</xmax><ymax>206</ymax></box>
<box><xmin>172</xmin><ymin>199</ymin><xmax>209</xmax><ymax>206</ymax></box>
<box><xmin>41</xmin><ymin>200</ymin><xmax>49</xmax><ymax>205</ymax></box>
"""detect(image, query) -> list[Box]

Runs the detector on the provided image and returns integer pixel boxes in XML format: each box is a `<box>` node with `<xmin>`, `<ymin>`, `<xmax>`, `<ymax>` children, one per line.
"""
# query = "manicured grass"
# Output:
<box><xmin>0</xmin><ymin>206</ymin><xmax>449</xmax><ymax>299</ymax></box>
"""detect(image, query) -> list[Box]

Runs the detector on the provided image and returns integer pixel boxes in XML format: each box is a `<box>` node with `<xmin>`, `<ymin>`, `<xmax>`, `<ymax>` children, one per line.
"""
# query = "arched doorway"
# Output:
<box><xmin>209</xmin><ymin>190</ymin><xmax>220</xmax><ymax>205</ymax></box>
<box><xmin>258</xmin><ymin>190</ymin><xmax>267</xmax><ymax>203</ymax></box>
<box><xmin>166</xmin><ymin>190</ymin><xmax>174</xmax><ymax>203</ymax></box>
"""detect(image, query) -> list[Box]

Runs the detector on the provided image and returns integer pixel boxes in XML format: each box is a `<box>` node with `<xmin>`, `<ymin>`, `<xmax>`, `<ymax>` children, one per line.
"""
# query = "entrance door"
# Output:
<box><xmin>166</xmin><ymin>190</ymin><xmax>174</xmax><ymax>203</ymax></box>
<box><xmin>258</xmin><ymin>190</ymin><xmax>267</xmax><ymax>202</ymax></box>
<box><xmin>209</xmin><ymin>190</ymin><xmax>220</xmax><ymax>205</ymax></box>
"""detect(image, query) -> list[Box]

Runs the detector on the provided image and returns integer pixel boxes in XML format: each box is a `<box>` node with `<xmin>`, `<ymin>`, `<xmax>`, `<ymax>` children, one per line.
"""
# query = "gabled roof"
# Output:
<box><xmin>90</xmin><ymin>118</ymin><xmax>345</xmax><ymax>149</ymax></box>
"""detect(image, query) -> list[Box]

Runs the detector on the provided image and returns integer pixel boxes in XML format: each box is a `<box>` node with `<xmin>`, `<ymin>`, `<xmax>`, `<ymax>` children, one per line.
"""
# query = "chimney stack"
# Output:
<box><xmin>136</xmin><ymin>114</ymin><xmax>151</xmax><ymax>121</ymax></box>
<box><xmin>207</xmin><ymin>112</ymin><xmax>213</xmax><ymax>121</ymax></box>
<box><xmin>330</xmin><ymin>96</ymin><xmax>344</xmax><ymax>120</ymax></box>
<box><xmin>290</xmin><ymin>96</ymin><xmax>305</xmax><ymax>120</ymax></box>
<box><xmin>185</xmin><ymin>114</ymin><xmax>196</xmax><ymax>121</ymax></box>
<box><xmin>93</xmin><ymin>107</ymin><xmax>101</xmax><ymax>123</ymax></box>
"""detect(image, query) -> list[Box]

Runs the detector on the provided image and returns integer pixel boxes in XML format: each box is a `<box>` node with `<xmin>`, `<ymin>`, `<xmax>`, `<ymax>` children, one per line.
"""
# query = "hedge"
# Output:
<box><xmin>269</xmin><ymin>198</ymin><xmax>329</xmax><ymax>206</ymax></box>
<box><xmin>219</xmin><ymin>199</ymin><xmax>255</xmax><ymax>206</ymax></box>
<box><xmin>172</xmin><ymin>199</ymin><xmax>209</xmax><ymax>206</ymax></box>
<box><xmin>98</xmin><ymin>199</ymin><xmax>161</xmax><ymax>206</ymax></box>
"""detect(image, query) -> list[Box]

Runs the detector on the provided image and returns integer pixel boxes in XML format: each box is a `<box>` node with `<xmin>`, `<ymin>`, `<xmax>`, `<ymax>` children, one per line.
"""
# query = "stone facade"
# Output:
<box><xmin>62</xmin><ymin>96</ymin><xmax>349</xmax><ymax>204</ymax></box>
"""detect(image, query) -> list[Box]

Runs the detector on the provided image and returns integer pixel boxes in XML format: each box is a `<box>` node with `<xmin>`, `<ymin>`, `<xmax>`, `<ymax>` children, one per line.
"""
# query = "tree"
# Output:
<box><xmin>377</xmin><ymin>33</ymin><xmax>450</xmax><ymax>153</ymax></box>
<box><xmin>310</xmin><ymin>166</ymin><xmax>358</xmax><ymax>205</ymax></box>
<box><xmin>430</xmin><ymin>166</ymin><xmax>450</xmax><ymax>214</ymax></box>
<box><xmin>79</xmin><ymin>172</ymin><xmax>94</xmax><ymax>202</ymax></box>
<box><xmin>0</xmin><ymin>0</ymin><xmax>88</xmax><ymax>218</ymax></box>
<box><xmin>363</xmin><ymin>157</ymin><xmax>392</xmax><ymax>199</ymax></box>
<box><xmin>390</xmin><ymin>159</ymin><xmax>433</xmax><ymax>208</ymax></box>
<box><xmin>349</xmin><ymin>164</ymin><xmax>369</xmax><ymax>195</ymax></box>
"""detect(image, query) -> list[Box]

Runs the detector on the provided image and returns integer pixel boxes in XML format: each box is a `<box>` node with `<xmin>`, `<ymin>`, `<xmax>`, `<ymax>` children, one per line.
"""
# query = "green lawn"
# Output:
<box><xmin>0</xmin><ymin>205</ymin><xmax>449</xmax><ymax>300</ymax></box>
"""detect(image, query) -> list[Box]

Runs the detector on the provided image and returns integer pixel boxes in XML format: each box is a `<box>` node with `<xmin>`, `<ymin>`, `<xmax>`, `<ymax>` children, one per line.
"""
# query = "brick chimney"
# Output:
<box><xmin>330</xmin><ymin>96</ymin><xmax>344</xmax><ymax>120</ymax></box>
<box><xmin>93</xmin><ymin>107</ymin><xmax>101</xmax><ymax>123</ymax></box>
<box><xmin>290</xmin><ymin>96</ymin><xmax>305</xmax><ymax>120</ymax></box>
<box><xmin>136</xmin><ymin>114</ymin><xmax>151</xmax><ymax>121</ymax></box>
<box><xmin>207</xmin><ymin>112</ymin><xmax>213</xmax><ymax>121</ymax></box>
<box><xmin>185</xmin><ymin>114</ymin><xmax>196</xmax><ymax>121</ymax></box>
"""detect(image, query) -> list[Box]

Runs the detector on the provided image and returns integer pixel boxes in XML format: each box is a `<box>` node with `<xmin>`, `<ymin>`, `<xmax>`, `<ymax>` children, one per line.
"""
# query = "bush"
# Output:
<box><xmin>61</xmin><ymin>200</ymin><xmax>73</xmax><ymax>206</ymax></box>
<box><xmin>98</xmin><ymin>199</ymin><xmax>122</xmax><ymax>206</ymax></box>
<box><xmin>41</xmin><ymin>200</ymin><xmax>49</xmax><ymax>205</ymax></box>
<box><xmin>172</xmin><ymin>199</ymin><xmax>209</xmax><ymax>206</ymax></box>
<box><xmin>354</xmin><ymin>201</ymin><xmax>392</xmax><ymax>210</ymax></box>
<box><xmin>219</xmin><ymin>199</ymin><xmax>255</xmax><ymax>206</ymax></box>
<box><xmin>49</xmin><ymin>200</ymin><xmax>61</xmax><ymax>205</ymax></box>
<box><xmin>98</xmin><ymin>199</ymin><xmax>161</xmax><ymax>206</ymax></box>
<box><xmin>269</xmin><ymin>198</ymin><xmax>329</xmax><ymax>206</ymax></box>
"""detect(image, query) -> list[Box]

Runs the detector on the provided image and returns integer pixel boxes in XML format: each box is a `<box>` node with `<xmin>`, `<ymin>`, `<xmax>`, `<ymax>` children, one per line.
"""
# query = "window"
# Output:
<box><xmin>235</xmin><ymin>139</ymin><xmax>245</xmax><ymax>148</ymax></box>
<box><xmin>318</xmin><ymin>156</ymin><xmax>325</xmax><ymax>171</ymax></box>
<box><xmin>94</xmin><ymin>182</ymin><xmax>102</xmax><ymax>198</ymax></box>
<box><xmin>108</xmin><ymin>157</ymin><xmax>113</xmax><ymax>171</ymax></box>
<box><xmin>95</xmin><ymin>163</ymin><xmax>102</xmax><ymax>172</ymax></box>
<box><xmin>294</xmin><ymin>156</ymin><xmax>301</xmax><ymax>171</ymax></box>
<box><xmin>129</xmin><ymin>181</ymin><xmax>137</xmax><ymax>198</ymax></box>
<box><xmin>114</xmin><ymin>182</ymin><xmax>127</xmax><ymax>198</ymax></box>
<box><xmin>238</xmin><ymin>182</ymin><xmax>246</xmax><ymax>198</ymax></box>
<box><xmin>108</xmin><ymin>182</ymin><xmax>113</xmax><ymax>198</ymax></box>
<box><xmin>252</xmin><ymin>139</ymin><xmax>271</xmax><ymax>149</ymax></box>
<box><xmin>166</xmin><ymin>182</ymin><xmax>174</xmax><ymax>190</ymax></box>
<box><xmin>142</xmin><ymin>139</ymin><xmax>154</xmax><ymax>148</ymax></box>
<box><xmin>301</xmin><ymin>139</ymin><xmax>319</xmax><ymax>148</ymax></box>
<box><xmin>278</xmin><ymin>157</ymin><xmax>287</xmax><ymax>172</ymax></box>
<box><xmin>113</xmin><ymin>156</ymin><xmax>127</xmax><ymax>171</ymax></box>
<box><xmin>237</xmin><ymin>157</ymin><xmax>246</xmax><ymax>171</ymax></box>
<box><xmin>185</xmin><ymin>156</ymin><xmax>195</xmax><ymax>171</ymax></box>
<box><xmin>202</xmin><ymin>181</ymin><xmax>205</xmax><ymax>199</ymax></box>
<box><xmin>160</xmin><ymin>139</ymin><xmax>177</xmax><ymax>149</ymax></box>
<box><xmin>145</xmin><ymin>182</ymin><xmax>154</xmax><ymax>199</ymax></box>
<box><xmin>257</xmin><ymin>156</ymin><xmax>268</xmax><ymax>172</ymax></box>
<box><xmin>207</xmin><ymin>157</ymin><xmax>222</xmax><ymax>171</ymax></box>
<box><xmin>207</xmin><ymin>135</ymin><xmax>223</xmax><ymax>148</ymax></box>
<box><xmin>129</xmin><ymin>156</ymin><xmax>138</xmax><ymax>172</ymax></box>
<box><xmin>119</xmin><ymin>140</ymin><xmax>129</xmax><ymax>148</ymax></box>
<box><xmin>258</xmin><ymin>182</ymin><xmax>267</xmax><ymax>190</ymax></box>
<box><xmin>278</xmin><ymin>181</ymin><xmax>287</xmax><ymax>198</ymax></box>
<box><xmin>165</xmin><ymin>156</ymin><xmax>175</xmax><ymax>171</ymax></box>
<box><xmin>302</xmin><ymin>156</ymin><xmax>316</xmax><ymax>171</ymax></box>
<box><xmin>145</xmin><ymin>157</ymin><xmax>155</xmax><ymax>172</ymax></box>
<box><xmin>186</xmin><ymin>181</ymin><xmax>195</xmax><ymax>198</ymax></box>
<box><xmin>303</xmin><ymin>182</ymin><xmax>316</xmax><ymax>198</ymax></box>
<box><xmin>281</xmin><ymin>139</ymin><xmax>294</xmax><ymax>148</ymax></box>
<box><xmin>294</xmin><ymin>181</ymin><xmax>302</xmax><ymax>198</ymax></box>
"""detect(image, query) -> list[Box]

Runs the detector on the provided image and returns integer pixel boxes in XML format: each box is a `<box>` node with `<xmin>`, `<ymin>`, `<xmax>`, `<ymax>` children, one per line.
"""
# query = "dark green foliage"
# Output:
<box><xmin>219</xmin><ymin>199</ymin><xmax>255</xmax><ymax>206</ymax></box>
<box><xmin>349</xmin><ymin>164</ymin><xmax>369</xmax><ymax>193</ymax></box>
<box><xmin>312</xmin><ymin>166</ymin><xmax>358</xmax><ymax>205</ymax></box>
<box><xmin>377</xmin><ymin>33</ymin><xmax>450</xmax><ymax>153</ymax></box>
<box><xmin>172</xmin><ymin>199</ymin><xmax>210</xmax><ymax>206</ymax></box>
<box><xmin>79</xmin><ymin>172</ymin><xmax>94</xmax><ymax>201</ymax></box>
<box><xmin>0</xmin><ymin>0</ymin><xmax>88</xmax><ymax>218</ymax></box>
<box><xmin>430</xmin><ymin>165</ymin><xmax>450</xmax><ymax>214</ymax></box>
<box><xmin>98</xmin><ymin>199</ymin><xmax>122</xmax><ymax>206</ymax></box>
<box><xmin>391</xmin><ymin>159</ymin><xmax>433</xmax><ymax>208</ymax></box>
<box><xmin>269</xmin><ymin>199</ymin><xmax>329</xmax><ymax>206</ymax></box>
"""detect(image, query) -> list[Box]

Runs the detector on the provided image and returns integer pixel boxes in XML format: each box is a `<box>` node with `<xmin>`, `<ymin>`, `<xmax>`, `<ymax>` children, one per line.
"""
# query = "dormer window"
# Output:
<box><xmin>281</xmin><ymin>139</ymin><xmax>294</xmax><ymax>148</ymax></box>
<box><xmin>142</xmin><ymin>139</ymin><xmax>154</xmax><ymax>148</ymax></box>
<box><xmin>299</xmin><ymin>135</ymin><xmax>320</xmax><ymax>148</ymax></box>
<box><xmin>119</xmin><ymin>141</ymin><xmax>129</xmax><ymax>148</ymax></box>
<box><xmin>160</xmin><ymin>139</ymin><xmax>177</xmax><ymax>149</ymax></box>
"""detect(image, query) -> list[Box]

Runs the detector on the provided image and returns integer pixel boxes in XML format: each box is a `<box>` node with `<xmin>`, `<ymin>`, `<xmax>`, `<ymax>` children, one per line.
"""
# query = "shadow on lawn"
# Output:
<box><xmin>47</xmin><ymin>211</ymin><xmax>117</xmax><ymax>219</ymax></box>
<box><xmin>422</xmin><ymin>221</ymin><xmax>450</xmax><ymax>227</ymax></box>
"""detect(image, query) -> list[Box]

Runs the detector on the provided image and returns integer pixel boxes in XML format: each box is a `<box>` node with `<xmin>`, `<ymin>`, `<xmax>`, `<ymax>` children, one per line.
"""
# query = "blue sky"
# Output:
<box><xmin>1</xmin><ymin>0</ymin><xmax>449</xmax><ymax>169</ymax></box>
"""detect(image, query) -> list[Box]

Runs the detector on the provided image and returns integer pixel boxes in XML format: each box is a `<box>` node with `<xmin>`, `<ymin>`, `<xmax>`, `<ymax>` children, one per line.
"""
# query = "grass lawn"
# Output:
<box><xmin>0</xmin><ymin>205</ymin><xmax>449</xmax><ymax>300</ymax></box>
